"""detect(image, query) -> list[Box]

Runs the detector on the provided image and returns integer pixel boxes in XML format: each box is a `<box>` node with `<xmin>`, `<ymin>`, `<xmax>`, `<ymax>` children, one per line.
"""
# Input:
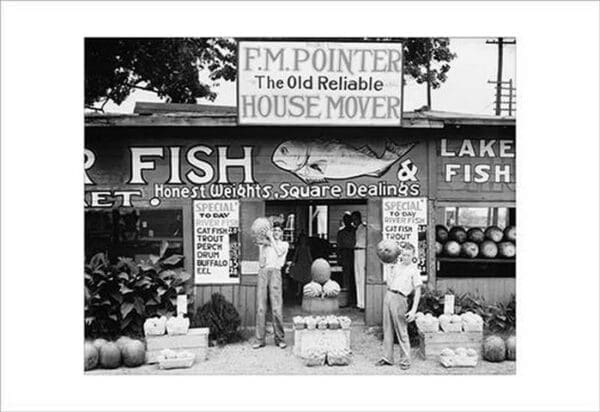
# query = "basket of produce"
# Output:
<box><xmin>460</xmin><ymin>312</ymin><xmax>484</xmax><ymax>332</ymax></box>
<box><xmin>303</xmin><ymin>348</ymin><xmax>326</xmax><ymax>367</ymax></box>
<box><xmin>305</xmin><ymin>316</ymin><xmax>317</xmax><ymax>330</ymax></box>
<box><xmin>317</xmin><ymin>317</ymin><xmax>328</xmax><ymax>330</ymax></box>
<box><xmin>143</xmin><ymin>316</ymin><xmax>167</xmax><ymax>336</ymax></box>
<box><xmin>157</xmin><ymin>349</ymin><xmax>195</xmax><ymax>369</ymax></box>
<box><xmin>439</xmin><ymin>314</ymin><xmax>462</xmax><ymax>333</ymax></box>
<box><xmin>416</xmin><ymin>313</ymin><xmax>439</xmax><ymax>333</ymax></box>
<box><xmin>166</xmin><ymin>314</ymin><xmax>190</xmax><ymax>335</ymax></box>
<box><xmin>293</xmin><ymin>316</ymin><xmax>306</xmax><ymax>330</ymax></box>
<box><xmin>326</xmin><ymin>316</ymin><xmax>340</xmax><ymax>330</ymax></box>
<box><xmin>326</xmin><ymin>348</ymin><xmax>352</xmax><ymax>366</ymax></box>
<box><xmin>338</xmin><ymin>316</ymin><xmax>352</xmax><ymax>330</ymax></box>
<box><xmin>439</xmin><ymin>347</ymin><xmax>478</xmax><ymax>368</ymax></box>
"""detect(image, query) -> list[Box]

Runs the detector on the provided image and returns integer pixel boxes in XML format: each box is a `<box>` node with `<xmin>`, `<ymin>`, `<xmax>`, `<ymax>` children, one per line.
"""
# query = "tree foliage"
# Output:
<box><xmin>85</xmin><ymin>37</ymin><xmax>236</xmax><ymax>110</ymax></box>
<box><xmin>85</xmin><ymin>37</ymin><xmax>454</xmax><ymax>110</ymax></box>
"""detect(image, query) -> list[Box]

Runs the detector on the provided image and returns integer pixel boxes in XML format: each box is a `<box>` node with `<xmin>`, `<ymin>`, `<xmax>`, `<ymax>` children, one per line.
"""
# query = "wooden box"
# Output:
<box><xmin>145</xmin><ymin>327</ymin><xmax>209</xmax><ymax>364</ymax></box>
<box><xmin>293</xmin><ymin>328</ymin><xmax>350</xmax><ymax>357</ymax></box>
<box><xmin>418</xmin><ymin>331</ymin><xmax>482</xmax><ymax>360</ymax></box>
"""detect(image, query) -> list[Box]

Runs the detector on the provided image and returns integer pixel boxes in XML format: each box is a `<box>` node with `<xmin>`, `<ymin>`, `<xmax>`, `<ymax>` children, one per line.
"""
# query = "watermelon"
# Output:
<box><xmin>484</xmin><ymin>226</ymin><xmax>504</xmax><ymax>242</ymax></box>
<box><xmin>461</xmin><ymin>241</ymin><xmax>479</xmax><ymax>258</ymax></box>
<box><xmin>449</xmin><ymin>227</ymin><xmax>467</xmax><ymax>243</ymax></box>
<box><xmin>504</xmin><ymin>225</ymin><xmax>516</xmax><ymax>242</ymax></box>
<box><xmin>498</xmin><ymin>241</ymin><xmax>516</xmax><ymax>258</ymax></box>
<box><xmin>92</xmin><ymin>338</ymin><xmax>108</xmax><ymax>351</ymax></box>
<box><xmin>376</xmin><ymin>239</ymin><xmax>400</xmax><ymax>264</ymax></box>
<box><xmin>435</xmin><ymin>241</ymin><xmax>443</xmax><ymax>256</ymax></box>
<box><xmin>467</xmin><ymin>227</ymin><xmax>485</xmax><ymax>243</ymax></box>
<box><xmin>311</xmin><ymin>258</ymin><xmax>332</xmax><ymax>284</ymax></box>
<box><xmin>436</xmin><ymin>225</ymin><xmax>449</xmax><ymax>242</ymax></box>
<box><xmin>479</xmin><ymin>240</ymin><xmax>498</xmax><ymax>258</ymax></box>
<box><xmin>115</xmin><ymin>336</ymin><xmax>133</xmax><ymax>351</ymax></box>
<box><xmin>251</xmin><ymin>217</ymin><xmax>271</xmax><ymax>240</ymax></box>
<box><xmin>443</xmin><ymin>240</ymin><xmax>461</xmax><ymax>257</ymax></box>
<box><xmin>483</xmin><ymin>335</ymin><xmax>506</xmax><ymax>362</ymax></box>
<box><xmin>84</xmin><ymin>342</ymin><xmax>99</xmax><ymax>371</ymax></box>
<box><xmin>122</xmin><ymin>339</ymin><xmax>146</xmax><ymax>367</ymax></box>
<box><xmin>99</xmin><ymin>342</ymin><xmax>121</xmax><ymax>369</ymax></box>
<box><xmin>505</xmin><ymin>335</ymin><xmax>516</xmax><ymax>360</ymax></box>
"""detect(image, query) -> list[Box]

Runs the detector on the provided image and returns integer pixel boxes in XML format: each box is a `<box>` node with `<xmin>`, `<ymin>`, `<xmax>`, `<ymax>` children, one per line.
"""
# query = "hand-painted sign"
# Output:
<box><xmin>381</xmin><ymin>197</ymin><xmax>428</xmax><ymax>279</ymax></box>
<box><xmin>84</xmin><ymin>133</ymin><xmax>425</xmax><ymax>207</ymax></box>
<box><xmin>193</xmin><ymin>200</ymin><xmax>240</xmax><ymax>284</ymax></box>
<box><xmin>437</xmin><ymin>138</ymin><xmax>515</xmax><ymax>201</ymax></box>
<box><xmin>238</xmin><ymin>41</ymin><xmax>403</xmax><ymax>125</ymax></box>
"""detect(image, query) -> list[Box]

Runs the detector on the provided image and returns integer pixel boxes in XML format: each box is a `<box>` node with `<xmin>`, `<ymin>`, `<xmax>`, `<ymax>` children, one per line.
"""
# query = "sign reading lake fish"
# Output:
<box><xmin>238</xmin><ymin>41</ymin><xmax>403</xmax><ymax>125</ymax></box>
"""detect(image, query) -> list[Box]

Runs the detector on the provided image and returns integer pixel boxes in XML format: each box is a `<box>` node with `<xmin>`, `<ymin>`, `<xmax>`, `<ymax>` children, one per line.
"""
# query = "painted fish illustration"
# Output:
<box><xmin>272</xmin><ymin>139</ymin><xmax>415</xmax><ymax>183</ymax></box>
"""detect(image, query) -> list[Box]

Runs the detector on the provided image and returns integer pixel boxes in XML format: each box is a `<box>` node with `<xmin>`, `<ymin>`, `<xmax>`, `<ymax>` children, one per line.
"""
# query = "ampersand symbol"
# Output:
<box><xmin>397</xmin><ymin>159</ymin><xmax>418</xmax><ymax>182</ymax></box>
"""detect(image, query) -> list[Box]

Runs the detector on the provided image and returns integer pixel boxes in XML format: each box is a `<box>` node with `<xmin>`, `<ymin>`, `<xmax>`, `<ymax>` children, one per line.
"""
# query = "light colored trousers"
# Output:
<box><xmin>354</xmin><ymin>248</ymin><xmax>365</xmax><ymax>309</ymax></box>
<box><xmin>382</xmin><ymin>291</ymin><xmax>411</xmax><ymax>366</ymax></box>
<box><xmin>255</xmin><ymin>268</ymin><xmax>285</xmax><ymax>345</ymax></box>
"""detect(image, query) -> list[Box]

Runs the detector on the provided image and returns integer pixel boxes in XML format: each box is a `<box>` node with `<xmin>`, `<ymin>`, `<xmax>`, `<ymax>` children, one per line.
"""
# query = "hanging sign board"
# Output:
<box><xmin>238</xmin><ymin>41</ymin><xmax>403</xmax><ymax>125</ymax></box>
<box><xmin>381</xmin><ymin>197</ymin><xmax>428</xmax><ymax>281</ymax></box>
<box><xmin>193</xmin><ymin>199</ymin><xmax>240</xmax><ymax>284</ymax></box>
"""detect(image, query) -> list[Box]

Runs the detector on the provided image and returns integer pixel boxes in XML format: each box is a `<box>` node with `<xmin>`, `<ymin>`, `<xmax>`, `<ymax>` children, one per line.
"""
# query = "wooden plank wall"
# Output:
<box><xmin>435</xmin><ymin>278</ymin><xmax>515</xmax><ymax>305</ymax></box>
<box><xmin>365</xmin><ymin>198</ymin><xmax>384</xmax><ymax>325</ymax></box>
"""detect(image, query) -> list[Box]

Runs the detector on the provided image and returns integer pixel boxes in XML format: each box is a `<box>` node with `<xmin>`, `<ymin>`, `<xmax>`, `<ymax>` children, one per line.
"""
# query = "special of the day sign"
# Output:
<box><xmin>238</xmin><ymin>41</ymin><xmax>403</xmax><ymax>125</ymax></box>
<box><xmin>382</xmin><ymin>197</ymin><xmax>428</xmax><ymax>279</ymax></box>
<box><xmin>193</xmin><ymin>200</ymin><xmax>240</xmax><ymax>284</ymax></box>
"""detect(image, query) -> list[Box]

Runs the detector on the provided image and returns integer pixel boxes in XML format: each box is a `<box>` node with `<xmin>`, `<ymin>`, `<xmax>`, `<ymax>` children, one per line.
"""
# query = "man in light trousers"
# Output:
<box><xmin>253</xmin><ymin>222</ymin><xmax>289</xmax><ymax>349</ymax></box>
<box><xmin>351</xmin><ymin>211</ymin><xmax>366</xmax><ymax>311</ymax></box>
<box><xmin>376</xmin><ymin>242</ymin><xmax>422</xmax><ymax>369</ymax></box>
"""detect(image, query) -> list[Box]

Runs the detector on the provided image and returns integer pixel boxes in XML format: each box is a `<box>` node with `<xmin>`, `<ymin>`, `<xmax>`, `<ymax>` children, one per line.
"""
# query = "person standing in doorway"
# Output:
<box><xmin>253</xmin><ymin>222</ymin><xmax>289</xmax><ymax>349</ymax></box>
<box><xmin>336</xmin><ymin>213</ymin><xmax>356</xmax><ymax>307</ymax></box>
<box><xmin>289</xmin><ymin>232</ymin><xmax>312</xmax><ymax>303</ymax></box>
<box><xmin>351</xmin><ymin>211</ymin><xmax>366</xmax><ymax>311</ymax></box>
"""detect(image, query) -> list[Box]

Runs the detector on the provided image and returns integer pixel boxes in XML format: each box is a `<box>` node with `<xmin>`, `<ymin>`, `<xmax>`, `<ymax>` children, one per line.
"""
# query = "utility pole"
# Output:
<box><xmin>487</xmin><ymin>37</ymin><xmax>516</xmax><ymax>115</ymax></box>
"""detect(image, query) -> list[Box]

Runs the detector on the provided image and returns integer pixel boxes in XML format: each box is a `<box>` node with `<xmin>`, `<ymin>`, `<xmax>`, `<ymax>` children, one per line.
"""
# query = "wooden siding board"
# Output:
<box><xmin>366</xmin><ymin>198</ymin><xmax>383</xmax><ymax>285</ymax></box>
<box><xmin>435</xmin><ymin>278</ymin><xmax>515</xmax><ymax>305</ymax></box>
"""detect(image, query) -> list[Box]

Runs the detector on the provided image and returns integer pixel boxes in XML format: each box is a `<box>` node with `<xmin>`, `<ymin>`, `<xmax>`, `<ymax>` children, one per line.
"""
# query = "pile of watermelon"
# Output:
<box><xmin>482</xmin><ymin>334</ymin><xmax>517</xmax><ymax>362</ymax></box>
<box><xmin>85</xmin><ymin>336</ymin><xmax>146</xmax><ymax>371</ymax></box>
<box><xmin>435</xmin><ymin>224</ymin><xmax>516</xmax><ymax>259</ymax></box>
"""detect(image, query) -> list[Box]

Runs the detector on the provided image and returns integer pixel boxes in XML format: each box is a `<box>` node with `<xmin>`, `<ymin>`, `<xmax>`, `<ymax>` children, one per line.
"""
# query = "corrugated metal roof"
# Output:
<box><xmin>85</xmin><ymin>102</ymin><xmax>515</xmax><ymax>127</ymax></box>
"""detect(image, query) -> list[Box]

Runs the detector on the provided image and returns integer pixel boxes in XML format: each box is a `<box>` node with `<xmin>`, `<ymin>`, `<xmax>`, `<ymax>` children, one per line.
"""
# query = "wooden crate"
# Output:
<box><xmin>418</xmin><ymin>331</ymin><xmax>482</xmax><ymax>360</ymax></box>
<box><xmin>301</xmin><ymin>296</ymin><xmax>339</xmax><ymax>314</ymax></box>
<box><xmin>293</xmin><ymin>328</ymin><xmax>350</xmax><ymax>357</ymax></box>
<box><xmin>145</xmin><ymin>328</ymin><xmax>209</xmax><ymax>364</ymax></box>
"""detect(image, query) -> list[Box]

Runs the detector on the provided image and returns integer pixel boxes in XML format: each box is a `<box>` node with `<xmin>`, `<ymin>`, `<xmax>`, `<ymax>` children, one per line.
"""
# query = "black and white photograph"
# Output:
<box><xmin>83</xmin><ymin>37</ymin><xmax>517</xmax><ymax>375</ymax></box>
<box><xmin>1</xmin><ymin>1</ymin><xmax>599</xmax><ymax>411</ymax></box>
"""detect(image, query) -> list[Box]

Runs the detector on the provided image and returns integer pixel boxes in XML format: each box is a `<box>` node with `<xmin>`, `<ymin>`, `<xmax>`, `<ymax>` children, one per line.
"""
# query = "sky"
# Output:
<box><xmin>101</xmin><ymin>38</ymin><xmax>516</xmax><ymax>116</ymax></box>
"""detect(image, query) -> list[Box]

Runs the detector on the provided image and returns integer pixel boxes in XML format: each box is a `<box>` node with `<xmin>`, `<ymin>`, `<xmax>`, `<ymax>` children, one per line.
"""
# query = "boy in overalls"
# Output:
<box><xmin>376</xmin><ymin>242</ymin><xmax>422</xmax><ymax>369</ymax></box>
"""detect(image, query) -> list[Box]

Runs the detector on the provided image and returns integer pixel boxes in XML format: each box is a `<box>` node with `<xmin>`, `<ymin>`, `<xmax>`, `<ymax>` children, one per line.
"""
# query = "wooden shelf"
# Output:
<box><xmin>437</xmin><ymin>257</ymin><xmax>515</xmax><ymax>263</ymax></box>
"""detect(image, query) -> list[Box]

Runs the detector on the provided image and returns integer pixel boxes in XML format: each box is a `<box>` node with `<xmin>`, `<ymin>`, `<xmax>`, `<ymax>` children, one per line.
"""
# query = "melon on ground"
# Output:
<box><xmin>483</xmin><ymin>335</ymin><xmax>506</xmax><ymax>362</ymax></box>
<box><xmin>92</xmin><ymin>338</ymin><xmax>108</xmax><ymax>351</ymax></box>
<box><xmin>479</xmin><ymin>240</ymin><xmax>498</xmax><ymax>258</ymax></box>
<box><xmin>84</xmin><ymin>342</ymin><xmax>99</xmax><ymax>371</ymax></box>
<box><xmin>443</xmin><ymin>240</ymin><xmax>461</xmax><ymax>257</ymax></box>
<box><xmin>376</xmin><ymin>239</ymin><xmax>400</xmax><ymax>264</ymax></box>
<box><xmin>505</xmin><ymin>335</ymin><xmax>516</xmax><ymax>360</ymax></box>
<box><xmin>435</xmin><ymin>225</ymin><xmax>449</xmax><ymax>243</ymax></box>
<box><xmin>311</xmin><ymin>258</ymin><xmax>332</xmax><ymax>284</ymax></box>
<box><xmin>122</xmin><ymin>339</ymin><xmax>146</xmax><ymax>367</ymax></box>
<box><xmin>467</xmin><ymin>227</ymin><xmax>485</xmax><ymax>243</ymax></box>
<box><xmin>484</xmin><ymin>226</ymin><xmax>504</xmax><ymax>242</ymax></box>
<box><xmin>448</xmin><ymin>227</ymin><xmax>467</xmax><ymax>243</ymax></box>
<box><xmin>99</xmin><ymin>342</ymin><xmax>122</xmax><ymax>369</ymax></box>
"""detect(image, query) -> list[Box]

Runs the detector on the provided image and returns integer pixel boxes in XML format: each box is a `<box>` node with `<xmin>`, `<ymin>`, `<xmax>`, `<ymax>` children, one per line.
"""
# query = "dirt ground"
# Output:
<box><xmin>87</xmin><ymin>326</ymin><xmax>515</xmax><ymax>375</ymax></box>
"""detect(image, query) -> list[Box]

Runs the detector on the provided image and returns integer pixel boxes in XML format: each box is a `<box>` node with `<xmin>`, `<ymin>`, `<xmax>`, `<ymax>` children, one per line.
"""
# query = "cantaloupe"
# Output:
<box><xmin>483</xmin><ymin>335</ymin><xmax>506</xmax><ymax>362</ymax></box>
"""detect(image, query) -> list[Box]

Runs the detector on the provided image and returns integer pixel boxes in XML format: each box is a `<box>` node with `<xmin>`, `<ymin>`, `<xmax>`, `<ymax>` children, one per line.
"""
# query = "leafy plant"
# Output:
<box><xmin>192</xmin><ymin>293</ymin><xmax>242</xmax><ymax>345</ymax></box>
<box><xmin>84</xmin><ymin>242</ymin><xmax>193</xmax><ymax>339</ymax></box>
